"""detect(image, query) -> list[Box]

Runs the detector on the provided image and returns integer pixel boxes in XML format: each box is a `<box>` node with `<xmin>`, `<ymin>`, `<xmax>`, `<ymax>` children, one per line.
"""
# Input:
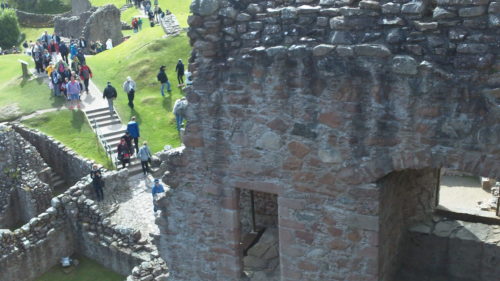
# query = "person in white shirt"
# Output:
<box><xmin>123</xmin><ymin>76</ymin><xmax>136</xmax><ymax>108</ymax></box>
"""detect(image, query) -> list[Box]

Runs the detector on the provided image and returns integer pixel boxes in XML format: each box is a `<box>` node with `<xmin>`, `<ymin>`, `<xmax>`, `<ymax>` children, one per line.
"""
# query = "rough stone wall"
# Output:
<box><xmin>15</xmin><ymin>10</ymin><xmax>71</xmax><ymax>28</ymax></box>
<box><xmin>378</xmin><ymin>168</ymin><xmax>439</xmax><ymax>281</ymax></box>
<box><xmin>157</xmin><ymin>0</ymin><xmax>500</xmax><ymax>280</ymax></box>
<box><xmin>0</xmin><ymin>125</ymin><xmax>52</xmax><ymax>229</ymax></box>
<box><xmin>81</xmin><ymin>5</ymin><xmax>124</xmax><ymax>47</ymax></box>
<box><xmin>12</xmin><ymin>124</ymin><xmax>95</xmax><ymax>185</ymax></box>
<box><xmin>0</xmin><ymin>200</ymin><xmax>75</xmax><ymax>281</ymax></box>
<box><xmin>399</xmin><ymin>217</ymin><xmax>500</xmax><ymax>281</ymax></box>
<box><xmin>54</xmin><ymin>9</ymin><xmax>96</xmax><ymax>39</ymax></box>
<box><xmin>72</xmin><ymin>0</ymin><xmax>92</xmax><ymax>16</ymax></box>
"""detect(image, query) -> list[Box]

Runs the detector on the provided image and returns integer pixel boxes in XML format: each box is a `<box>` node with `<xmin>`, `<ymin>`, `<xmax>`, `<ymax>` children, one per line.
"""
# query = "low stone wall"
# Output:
<box><xmin>0</xmin><ymin>201</ymin><xmax>75</xmax><ymax>281</ymax></box>
<box><xmin>398</xmin><ymin>217</ymin><xmax>500</xmax><ymax>281</ymax></box>
<box><xmin>126</xmin><ymin>258</ymin><xmax>168</xmax><ymax>281</ymax></box>
<box><xmin>12</xmin><ymin>124</ymin><xmax>96</xmax><ymax>185</ymax></box>
<box><xmin>16</xmin><ymin>10</ymin><xmax>71</xmax><ymax>28</ymax></box>
<box><xmin>160</xmin><ymin>13</ymin><xmax>182</xmax><ymax>36</ymax></box>
<box><xmin>0</xmin><ymin>169</ymin><xmax>151</xmax><ymax>281</ymax></box>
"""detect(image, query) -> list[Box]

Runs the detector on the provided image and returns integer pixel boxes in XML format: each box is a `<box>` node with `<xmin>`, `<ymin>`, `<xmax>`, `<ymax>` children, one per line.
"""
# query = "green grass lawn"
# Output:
<box><xmin>88</xmin><ymin>27</ymin><xmax>190</xmax><ymax>153</ymax></box>
<box><xmin>22</xmin><ymin>111</ymin><xmax>113</xmax><ymax>169</ymax></box>
<box><xmin>90</xmin><ymin>0</ymin><xmax>191</xmax><ymax>27</ymax></box>
<box><xmin>0</xmin><ymin>55</ymin><xmax>66</xmax><ymax>121</ymax></box>
<box><xmin>36</xmin><ymin>255</ymin><xmax>124</xmax><ymax>281</ymax></box>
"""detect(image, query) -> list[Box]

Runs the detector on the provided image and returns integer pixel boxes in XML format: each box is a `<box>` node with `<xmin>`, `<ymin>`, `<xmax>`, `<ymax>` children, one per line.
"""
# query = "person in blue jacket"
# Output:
<box><xmin>152</xmin><ymin>179</ymin><xmax>165</xmax><ymax>212</ymax></box>
<box><xmin>126</xmin><ymin>116</ymin><xmax>140</xmax><ymax>153</ymax></box>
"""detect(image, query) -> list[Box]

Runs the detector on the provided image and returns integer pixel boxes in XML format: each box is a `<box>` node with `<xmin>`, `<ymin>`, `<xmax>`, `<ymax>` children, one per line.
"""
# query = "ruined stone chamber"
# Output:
<box><xmin>156</xmin><ymin>0</ymin><xmax>500</xmax><ymax>280</ymax></box>
<box><xmin>0</xmin><ymin>125</ymin><xmax>52</xmax><ymax>230</ymax></box>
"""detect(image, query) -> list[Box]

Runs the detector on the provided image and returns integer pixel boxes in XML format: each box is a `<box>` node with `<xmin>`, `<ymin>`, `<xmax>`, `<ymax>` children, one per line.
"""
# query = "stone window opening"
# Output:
<box><xmin>238</xmin><ymin>188</ymin><xmax>280</xmax><ymax>281</ymax></box>
<box><xmin>436</xmin><ymin>168</ymin><xmax>500</xmax><ymax>221</ymax></box>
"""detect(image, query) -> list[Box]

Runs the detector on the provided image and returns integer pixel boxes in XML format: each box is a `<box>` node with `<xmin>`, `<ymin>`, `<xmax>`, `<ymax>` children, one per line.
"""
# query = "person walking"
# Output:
<box><xmin>117</xmin><ymin>138</ymin><xmax>131</xmax><ymax>169</ymax></box>
<box><xmin>157</xmin><ymin>65</ymin><xmax>171</xmax><ymax>97</ymax></box>
<box><xmin>173</xmin><ymin>97</ymin><xmax>188</xmax><ymax>131</ymax></box>
<box><xmin>103</xmin><ymin>82</ymin><xmax>118</xmax><ymax>115</ymax></box>
<box><xmin>90</xmin><ymin>164</ymin><xmax>104</xmax><ymax>201</ymax></box>
<box><xmin>126</xmin><ymin>116</ymin><xmax>140</xmax><ymax>153</ymax></box>
<box><xmin>32</xmin><ymin>41</ymin><xmax>44</xmax><ymax>74</ymax></box>
<box><xmin>121</xmin><ymin>131</ymin><xmax>134</xmax><ymax>156</ymax></box>
<box><xmin>106</xmin><ymin>39</ymin><xmax>113</xmax><ymax>50</ymax></box>
<box><xmin>138</xmin><ymin>141</ymin><xmax>152</xmax><ymax>175</ymax></box>
<box><xmin>122</xmin><ymin>76</ymin><xmax>136</xmax><ymax>108</ymax></box>
<box><xmin>152</xmin><ymin>179</ymin><xmax>165</xmax><ymax>212</ymax></box>
<box><xmin>59</xmin><ymin>41</ymin><xmax>69</xmax><ymax>64</ymax></box>
<box><xmin>66</xmin><ymin>75</ymin><xmax>82</xmax><ymax>110</ymax></box>
<box><xmin>79</xmin><ymin>63</ymin><xmax>92</xmax><ymax>93</ymax></box>
<box><xmin>48</xmin><ymin>39</ymin><xmax>59</xmax><ymax>63</ymax></box>
<box><xmin>175</xmin><ymin>59</ymin><xmax>184</xmax><ymax>87</ymax></box>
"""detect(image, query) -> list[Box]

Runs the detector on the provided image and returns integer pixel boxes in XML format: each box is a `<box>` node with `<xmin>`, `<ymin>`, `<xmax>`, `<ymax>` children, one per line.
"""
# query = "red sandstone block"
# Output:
<box><xmin>279</xmin><ymin>218</ymin><xmax>306</xmax><ymax>230</ymax></box>
<box><xmin>287</xmin><ymin>141</ymin><xmax>311</xmax><ymax>158</ymax></box>
<box><xmin>283</xmin><ymin>157</ymin><xmax>303</xmax><ymax>170</ymax></box>
<box><xmin>329</xmin><ymin>239</ymin><xmax>350</xmax><ymax>250</ymax></box>
<box><xmin>267</xmin><ymin>118</ymin><xmax>288</xmax><ymax>133</ymax></box>
<box><xmin>319</xmin><ymin>111</ymin><xmax>343</xmax><ymax>128</ymax></box>
<box><xmin>328</xmin><ymin>227</ymin><xmax>343</xmax><ymax>237</ymax></box>
<box><xmin>295</xmin><ymin>230</ymin><xmax>314</xmax><ymax>244</ymax></box>
<box><xmin>298</xmin><ymin>261</ymin><xmax>319</xmax><ymax>271</ymax></box>
<box><xmin>233</xmin><ymin>181</ymin><xmax>282</xmax><ymax>194</ymax></box>
<box><xmin>278</xmin><ymin>197</ymin><xmax>306</xmax><ymax>209</ymax></box>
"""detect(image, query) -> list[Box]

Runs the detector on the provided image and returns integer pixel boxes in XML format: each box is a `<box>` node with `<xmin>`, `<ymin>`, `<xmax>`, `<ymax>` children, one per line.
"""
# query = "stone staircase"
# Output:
<box><xmin>49</xmin><ymin>170</ymin><xmax>69</xmax><ymax>196</ymax></box>
<box><xmin>84</xmin><ymin>107</ymin><xmax>143</xmax><ymax>176</ymax></box>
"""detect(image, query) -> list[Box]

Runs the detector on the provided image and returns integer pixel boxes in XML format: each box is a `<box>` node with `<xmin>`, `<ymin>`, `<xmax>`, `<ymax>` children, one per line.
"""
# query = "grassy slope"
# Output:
<box><xmin>0</xmin><ymin>55</ymin><xmax>66</xmax><ymax>121</ymax></box>
<box><xmin>88</xmin><ymin>27</ymin><xmax>190</xmax><ymax>153</ymax></box>
<box><xmin>90</xmin><ymin>0</ymin><xmax>191</xmax><ymax>27</ymax></box>
<box><xmin>22</xmin><ymin>111</ymin><xmax>112</xmax><ymax>168</ymax></box>
<box><xmin>36</xmin><ymin>255</ymin><xmax>124</xmax><ymax>281</ymax></box>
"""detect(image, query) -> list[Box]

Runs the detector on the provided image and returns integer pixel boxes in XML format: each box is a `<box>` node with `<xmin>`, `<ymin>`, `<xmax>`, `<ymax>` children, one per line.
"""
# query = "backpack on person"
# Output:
<box><xmin>82</xmin><ymin>68</ymin><xmax>90</xmax><ymax>79</ymax></box>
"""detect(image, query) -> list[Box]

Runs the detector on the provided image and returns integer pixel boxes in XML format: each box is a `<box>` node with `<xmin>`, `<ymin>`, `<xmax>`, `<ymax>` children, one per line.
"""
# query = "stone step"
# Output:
<box><xmin>85</xmin><ymin>107</ymin><xmax>110</xmax><ymax>115</ymax></box>
<box><xmin>89</xmin><ymin>114</ymin><xmax>121</xmax><ymax>124</ymax></box>
<box><xmin>87</xmin><ymin>110</ymin><xmax>118</xmax><ymax>119</ymax></box>
<box><xmin>92</xmin><ymin>120</ymin><xmax>122</xmax><ymax>128</ymax></box>
<box><xmin>52</xmin><ymin>178</ymin><xmax>66</xmax><ymax>188</ymax></box>
<box><xmin>102</xmin><ymin>130</ymin><xmax>127</xmax><ymax>138</ymax></box>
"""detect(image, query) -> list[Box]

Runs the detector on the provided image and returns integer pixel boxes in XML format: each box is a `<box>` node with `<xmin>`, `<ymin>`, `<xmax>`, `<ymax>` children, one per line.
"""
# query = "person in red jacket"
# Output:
<box><xmin>48</xmin><ymin>40</ymin><xmax>59</xmax><ymax>63</ymax></box>
<box><xmin>79</xmin><ymin>63</ymin><xmax>93</xmax><ymax>93</ymax></box>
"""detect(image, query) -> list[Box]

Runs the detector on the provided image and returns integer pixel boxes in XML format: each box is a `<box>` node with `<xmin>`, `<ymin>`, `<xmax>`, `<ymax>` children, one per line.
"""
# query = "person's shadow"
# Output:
<box><xmin>71</xmin><ymin>110</ymin><xmax>84</xmax><ymax>131</ymax></box>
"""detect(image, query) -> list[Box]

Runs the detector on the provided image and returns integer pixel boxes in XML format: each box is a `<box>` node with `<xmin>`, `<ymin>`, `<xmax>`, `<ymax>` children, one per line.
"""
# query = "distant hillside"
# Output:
<box><xmin>7</xmin><ymin>0</ymin><xmax>71</xmax><ymax>14</ymax></box>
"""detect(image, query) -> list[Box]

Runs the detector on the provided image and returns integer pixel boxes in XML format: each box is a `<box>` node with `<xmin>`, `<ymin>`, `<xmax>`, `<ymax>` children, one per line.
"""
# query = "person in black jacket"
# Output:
<box><xmin>157</xmin><ymin>65</ymin><xmax>171</xmax><ymax>97</ymax></box>
<box><xmin>90</xmin><ymin>164</ymin><xmax>104</xmax><ymax>201</ymax></box>
<box><xmin>117</xmin><ymin>138</ymin><xmax>131</xmax><ymax>168</ymax></box>
<box><xmin>175</xmin><ymin>59</ymin><xmax>184</xmax><ymax>87</ymax></box>
<box><xmin>59</xmin><ymin>42</ymin><xmax>69</xmax><ymax>64</ymax></box>
<box><xmin>103</xmin><ymin>82</ymin><xmax>118</xmax><ymax>115</ymax></box>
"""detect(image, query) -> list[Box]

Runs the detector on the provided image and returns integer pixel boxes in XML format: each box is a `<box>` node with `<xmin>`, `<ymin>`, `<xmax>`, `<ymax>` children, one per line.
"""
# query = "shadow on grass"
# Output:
<box><xmin>129</xmin><ymin>108</ymin><xmax>142</xmax><ymax>124</ymax></box>
<box><xmin>51</xmin><ymin>95</ymin><xmax>66</xmax><ymax>108</ymax></box>
<box><xmin>162</xmin><ymin>95</ymin><xmax>172</xmax><ymax>112</ymax></box>
<box><xmin>71</xmin><ymin>110</ymin><xmax>85</xmax><ymax>131</ymax></box>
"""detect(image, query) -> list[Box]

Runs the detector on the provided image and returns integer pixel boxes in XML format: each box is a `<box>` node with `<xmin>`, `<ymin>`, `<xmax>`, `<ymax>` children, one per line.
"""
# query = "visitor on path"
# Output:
<box><xmin>40</xmin><ymin>31</ymin><xmax>50</xmax><ymax>47</ymax></box>
<box><xmin>106</xmin><ymin>39</ymin><xmax>113</xmax><ymax>50</ymax></box>
<box><xmin>157</xmin><ymin>66</ymin><xmax>171</xmax><ymax>97</ymax></box>
<box><xmin>59</xmin><ymin>41</ymin><xmax>69</xmax><ymax>64</ymax></box>
<box><xmin>76</xmin><ymin>49</ymin><xmax>86</xmax><ymax>65</ymax></box>
<box><xmin>42</xmin><ymin>49</ymin><xmax>51</xmax><ymax>69</ymax></box>
<box><xmin>46</xmin><ymin>62</ymin><xmax>55</xmax><ymax>77</ymax></box>
<box><xmin>123</xmin><ymin>76</ymin><xmax>136</xmax><ymax>108</ymax></box>
<box><xmin>148</xmin><ymin>10</ymin><xmax>155</xmax><ymax>25</ymax></box>
<box><xmin>78</xmin><ymin>37</ymin><xmax>87</xmax><ymax>50</ymax></box>
<box><xmin>117</xmin><ymin>138</ymin><xmax>131</xmax><ymax>169</ymax></box>
<box><xmin>32</xmin><ymin>41</ymin><xmax>44</xmax><ymax>73</ymax></box>
<box><xmin>138</xmin><ymin>17</ymin><xmax>143</xmax><ymax>30</ymax></box>
<box><xmin>66</xmin><ymin>75</ymin><xmax>82</xmax><ymax>110</ymax></box>
<box><xmin>79</xmin><ymin>63</ymin><xmax>93</xmax><ymax>93</ymax></box>
<box><xmin>185</xmin><ymin>71</ymin><xmax>193</xmax><ymax>86</ymax></box>
<box><xmin>71</xmin><ymin>56</ymin><xmax>80</xmax><ymax>73</ymax></box>
<box><xmin>70</xmin><ymin>42</ymin><xmax>78</xmax><ymax>59</ymax></box>
<box><xmin>173</xmin><ymin>97</ymin><xmax>188</xmax><ymax>131</ymax></box>
<box><xmin>126</xmin><ymin>116</ymin><xmax>140</xmax><ymax>153</ymax></box>
<box><xmin>48</xmin><ymin>40</ymin><xmax>59</xmax><ymax>63</ymax></box>
<box><xmin>90</xmin><ymin>164</ymin><xmax>104</xmax><ymax>201</ymax></box>
<box><xmin>152</xmin><ymin>179</ymin><xmax>165</xmax><ymax>212</ymax></box>
<box><xmin>175</xmin><ymin>59</ymin><xmax>184</xmax><ymax>86</ymax></box>
<box><xmin>51</xmin><ymin>69</ymin><xmax>63</xmax><ymax>97</ymax></box>
<box><xmin>103</xmin><ymin>82</ymin><xmax>118</xmax><ymax>115</ymax></box>
<box><xmin>122</xmin><ymin>131</ymin><xmax>134</xmax><ymax>156</ymax></box>
<box><xmin>132</xmin><ymin>18</ymin><xmax>138</xmax><ymax>33</ymax></box>
<box><xmin>52</xmin><ymin>32</ymin><xmax>61</xmax><ymax>45</ymax></box>
<box><xmin>138</xmin><ymin>141</ymin><xmax>151</xmax><ymax>175</ymax></box>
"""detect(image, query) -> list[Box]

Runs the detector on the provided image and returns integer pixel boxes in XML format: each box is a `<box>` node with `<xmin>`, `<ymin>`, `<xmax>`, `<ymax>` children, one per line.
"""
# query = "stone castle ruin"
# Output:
<box><xmin>153</xmin><ymin>0</ymin><xmax>500</xmax><ymax>280</ymax></box>
<box><xmin>54</xmin><ymin>1</ymin><xmax>123</xmax><ymax>46</ymax></box>
<box><xmin>3</xmin><ymin>0</ymin><xmax>500</xmax><ymax>280</ymax></box>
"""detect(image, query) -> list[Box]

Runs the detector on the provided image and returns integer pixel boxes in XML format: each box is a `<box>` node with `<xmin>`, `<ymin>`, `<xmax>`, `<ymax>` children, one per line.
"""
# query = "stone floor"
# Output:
<box><xmin>243</xmin><ymin>227</ymin><xmax>280</xmax><ymax>281</ymax></box>
<box><xmin>439</xmin><ymin>175</ymin><xmax>496</xmax><ymax>217</ymax></box>
<box><xmin>97</xmin><ymin>173</ymin><xmax>160</xmax><ymax>241</ymax></box>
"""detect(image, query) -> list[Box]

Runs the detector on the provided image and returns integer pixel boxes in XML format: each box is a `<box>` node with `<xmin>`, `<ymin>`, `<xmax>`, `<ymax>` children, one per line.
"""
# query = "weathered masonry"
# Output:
<box><xmin>155</xmin><ymin>0</ymin><xmax>500</xmax><ymax>280</ymax></box>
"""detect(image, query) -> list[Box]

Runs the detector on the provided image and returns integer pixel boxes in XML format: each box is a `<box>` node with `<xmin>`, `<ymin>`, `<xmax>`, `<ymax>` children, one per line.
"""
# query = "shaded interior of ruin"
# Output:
<box><xmin>239</xmin><ymin>189</ymin><xmax>280</xmax><ymax>281</ymax></box>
